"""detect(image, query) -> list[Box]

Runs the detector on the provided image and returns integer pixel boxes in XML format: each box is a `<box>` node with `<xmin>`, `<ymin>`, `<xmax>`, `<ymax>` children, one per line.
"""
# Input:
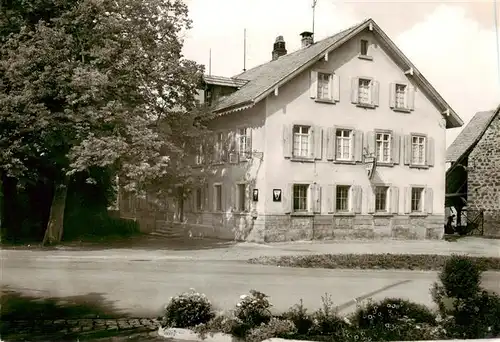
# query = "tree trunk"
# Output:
<box><xmin>1</xmin><ymin>172</ymin><xmax>20</xmax><ymax>240</ymax></box>
<box><xmin>177</xmin><ymin>186</ymin><xmax>184</xmax><ymax>223</ymax></box>
<box><xmin>42</xmin><ymin>178</ymin><xmax>69</xmax><ymax>246</ymax></box>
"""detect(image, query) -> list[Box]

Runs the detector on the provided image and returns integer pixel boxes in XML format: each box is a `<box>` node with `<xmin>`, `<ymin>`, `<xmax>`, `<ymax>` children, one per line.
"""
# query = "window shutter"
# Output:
<box><xmin>245</xmin><ymin>184</ymin><xmax>251</xmax><ymax>212</ymax></box>
<box><xmin>426</xmin><ymin>137</ymin><xmax>435</xmax><ymax>167</ymax></box>
<box><xmin>389</xmin><ymin>83</ymin><xmax>396</xmax><ymax>108</ymax></box>
<box><xmin>204</xmin><ymin>184</ymin><xmax>209</xmax><ymax>212</ymax></box>
<box><xmin>332</xmin><ymin>74</ymin><xmax>340</xmax><ymax>102</ymax></box>
<box><xmin>425</xmin><ymin>187</ymin><xmax>434</xmax><ymax>214</ymax></box>
<box><xmin>312</xmin><ymin>184</ymin><xmax>321</xmax><ymax>213</ymax></box>
<box><xmin>354</xmin><ymin>130</ymin><xmax>364</xmax><ymax>162</ymax></box>
<box><xmin>232</xmin><ymin>183</ymin><xmax>238</xmax><ymax>212</ymax></box>
<box><xmin>390</xmin><ymin>186</ymin><xmax>399</xmax><ymax>214</ymax></box>
<box><xmin>283</xmin><ymin>124</ymin><xmax>292</xmax><ymax>158</ymax></box>
<box><xmin>283</xmin><ymin>183</ymin><xmax>293</xmax><ymax>214</ymax></box>
<box><xmin>403</xmin><ymin>187</ymin><xmax>411</xmax><ymax>214</ymax></box>
<box><xmin>212</xmin><ymin>185</ymin><xmax>217</xmax><ymax>211</ymax></box>
<box><xmin>371</xmin><ymin>80</ymin><xmax>380</xmax><ymax>106</ymax></box>
<box><xmin>351</xmin><ymin>77</ymin><xmax>359</xmax><ymax>104</ymax></box>
<box><xmin>229</xmin><ymin>132</ymin><xmax>238</xmax><ymax>163</ymax></box>
<box><xmin>313</xmin><ymin>126</ymin><xmax>323</xmax><ymax>160</ymax></box>
<box><xmin>326</xmin><ymin>127</ymin><xmax>335</xmax><ymax>161</ymax></box>
<box><xmin>391</xmin><ymin>133</ymin><xmax>401</xmax><ymax>164</ymax></box>
<box><xmin>222</xmin><ymin>184</ymin><xmax>228</xmax><ymax>212</ymax></box>
<box><xmin>326</xmin><ymin>184</ymin><xmax>335</xmax><ymax>213</ymax></box>
<box><xmin>246</xmin><ymin>128</ymin><xmax>253</xmax><ymax>156</ymax></box>
<box><xmin>366</xmin><ymin>131</ymin><xmax>375</xmax><ymax>156</ymax></box>
<box><xmin>407</xmin><ymin>86</ymin><xmax>416</xmax><ymax>111</ymax></box>
<box><xmin>220</xmin><ymin>133</ymin><xmax>229</xmax><ymax>163</ymax></box>
<box><xmin>212</xmin><ymin>133</ymin><xmax>218</xmax><ymax>163</ymax></box>
<box><xmin>309</xmin><ymin>71</ymin><xmax>318</xmax><ymax>99</ymax></box>
<box><xmin>353</xmin><ymin>185</ymin><xmax>362</xmax><ymax>214</ymax></box>
<box><xmin>367</xmin><ymin>187</ymin><xmax>375</xmax><ymax>214</ymax></box>
<box><xmin>404</xmin><ymin>135</ymin><xmax>412</xmax><ymax>165</ymax></box>
<box><xmin>192</xmin><ymin>190</ymin><xmax>197</xmax><ymax>213</ymax></box>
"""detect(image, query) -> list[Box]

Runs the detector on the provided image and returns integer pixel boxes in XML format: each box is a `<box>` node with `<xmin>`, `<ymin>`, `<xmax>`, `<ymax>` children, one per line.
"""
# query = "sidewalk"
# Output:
<box><xmin>2</xmin><ymin>236</ymin><xmax>499</xmax><ymax>262</ymax></box>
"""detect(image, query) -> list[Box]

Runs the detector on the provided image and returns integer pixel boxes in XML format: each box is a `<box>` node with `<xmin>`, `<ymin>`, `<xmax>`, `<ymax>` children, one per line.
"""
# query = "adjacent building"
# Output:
<box><xmin>446</xmin><ymin>105</ymin><xmax>500</xmax><ymax>237</ymax></box>
<box><xmin>120</xmin><ymin>18</ymin><xmax>464</xmax><ymax>242</ymax></box>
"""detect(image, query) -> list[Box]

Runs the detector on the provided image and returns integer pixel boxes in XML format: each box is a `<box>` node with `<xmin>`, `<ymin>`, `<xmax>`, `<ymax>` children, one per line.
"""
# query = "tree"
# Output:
<box><xmin>0</xmin><ymin>0</ymin><xmax>206</xmax><ymax>245</ymax></box>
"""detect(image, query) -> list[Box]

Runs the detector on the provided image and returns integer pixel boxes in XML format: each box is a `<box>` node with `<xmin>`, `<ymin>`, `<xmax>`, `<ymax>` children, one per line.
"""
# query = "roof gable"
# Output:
<box><xmin>446</xmin><ymin>104</ymin><xmax>500</xmax><ymax>163</ymax></box>
<box><xmin>203</xmin><ymin>75</ymin><xmax>248</xmax><ymax>88</ymax></box>
<box><xmin>210</xmin><ymin>18</ymin><xmax>463</xmax><ymax>129</ymax></box>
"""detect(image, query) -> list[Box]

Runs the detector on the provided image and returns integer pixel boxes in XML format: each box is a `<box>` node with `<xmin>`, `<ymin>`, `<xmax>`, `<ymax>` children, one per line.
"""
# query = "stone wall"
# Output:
<box><xmin>468</xmin><ymin>112</ymin><xmax>500</xmax><ymax>238</ymax></box>
<box><xmin>120</xmin><ymin>192</ymin><xmax>444</xmax><ymax>242</ymax></box>
<box><xmin>261</xmin><ymin>214</ymin><xmax>444</xmax><ymax>242</ymax></box>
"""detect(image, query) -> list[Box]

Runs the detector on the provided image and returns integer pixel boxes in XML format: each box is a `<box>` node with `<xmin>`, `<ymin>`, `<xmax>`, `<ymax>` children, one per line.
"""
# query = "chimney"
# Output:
<box><xmin>272</xmin><ymin>35</ymin><xmax>287</xmax><ymax>61</ymax></box>
<box><xmin>300</xmin><ymin>31</ymin><xmax>314</xmax><ymax>48</ymax></box>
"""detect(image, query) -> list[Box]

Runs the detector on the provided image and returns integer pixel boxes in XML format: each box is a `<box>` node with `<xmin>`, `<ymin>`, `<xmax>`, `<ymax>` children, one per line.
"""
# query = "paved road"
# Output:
<box><xmin>2</xmin><ymin>247</ymin><xmax>500</xmax><ymax>318</ymax></box>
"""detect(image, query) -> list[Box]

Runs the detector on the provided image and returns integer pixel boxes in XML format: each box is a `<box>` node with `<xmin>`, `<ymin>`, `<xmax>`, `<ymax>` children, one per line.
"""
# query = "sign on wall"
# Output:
<box><xmin>273</xmin><ymin>189</ymin><xmax>282</xmax><ymax>202</ymax></box>
<box><xmin>365</xmin><ymin>156</ymin><xmax>377</xmax><ymax>180</ymax></box>
<box><xmin>252</xmin><ymin>189</ymin><xmax>259</xmax><ymax>202</ymax></box>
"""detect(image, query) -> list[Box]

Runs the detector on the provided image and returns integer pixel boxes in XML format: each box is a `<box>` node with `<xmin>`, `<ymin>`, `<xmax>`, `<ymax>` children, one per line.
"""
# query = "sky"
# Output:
<box><xmin>181</xmin><ymin>0</ymin><xmax>500</xmax><ymax>148</ymax></box>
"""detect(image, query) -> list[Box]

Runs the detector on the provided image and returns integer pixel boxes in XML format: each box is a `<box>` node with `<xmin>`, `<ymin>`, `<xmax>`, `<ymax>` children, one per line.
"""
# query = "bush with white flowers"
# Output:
<box><xmin>163</xmin><ymin>288</ymin><xmax>215</xmax><ymax>328</ymax></box>
<box><xmin>234</xmin><ymin>289</ymin><xmax>273</xmax><ymax>329</ymax></box>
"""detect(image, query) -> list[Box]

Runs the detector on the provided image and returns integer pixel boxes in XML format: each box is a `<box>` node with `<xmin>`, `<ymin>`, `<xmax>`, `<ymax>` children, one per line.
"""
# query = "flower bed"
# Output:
<box><xmin>158</xmin><ymin>256</ymin><xmax>500</xmax><ymax>341</ymax></box>
<box><xmin>248</xmin><ymin>254</ymin><xmax>500</xmax><ymax>271</ymax></box>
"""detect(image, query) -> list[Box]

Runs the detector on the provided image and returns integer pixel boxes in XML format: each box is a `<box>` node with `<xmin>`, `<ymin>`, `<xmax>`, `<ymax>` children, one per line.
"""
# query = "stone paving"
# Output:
<box><xmin>2</xmin><ymin>317</ymin><xmax>160</xmax><ymax>340</ymax></box>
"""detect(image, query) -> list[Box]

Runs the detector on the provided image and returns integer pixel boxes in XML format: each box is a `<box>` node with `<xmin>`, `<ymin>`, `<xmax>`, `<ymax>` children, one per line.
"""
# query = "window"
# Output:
<box><xmin>293</xmin><ymin>184</ymin><xmax>309</xmax><ymax>212</ymax></box>
<box><xmin>336</xmin><ymin>185</ymin><xmax>350</xmax><ymax>212</ymax></box>
<box><xmin>293</xmin><ymin>125</ymin><xmax>310</xmax><ymax>158</ymax></box>
<box><xmin>358</xmin><ymin>78</ymin><xmax>372</xmax><ymax>104</ymax></box>
<box><xmin>195</xmin><ymin>145</ymin><xmax>204</xmax><ymax>165</ymax></box>
<box><xmin>214</xmin><ymin>184</ymin><xmax>222</xmax><ymax>211</ymax></box>
<box><xmin>376</xmin><ymin>132</ymin><xmax>391</xmax><ymax>163</ymax></box>
<box><xmin>360</xmin><ymin>39</ymin><xmax>368</xmax><ymax>56</ymax></box>
<box><xmin>215</xmin><ymin>132</ymin><xmax>224</xmax><ymax>162</ymax></box>
<box><xmin>375</xmin><ymin>186</ymin><xmax>388</xmax><ymax>212</ymax></box>
<box><xmin>336</xmin><ymin>129</ymin><xmax>352</xmax><ymax>160</ymax></box>
<box><xmin>237</xmin><ymin>183</ymin><xmax>246</xmax><ymax>212</ymax></box>
<box><xmin>237</xmin><ymin>128</ymin><xmax>251</xmax><ymax>160</ymax></box>
<box><xmin>195</xmin><ymin>188</ymin><xmax>202</xmax><ymax>211</ymax></box>
<box><xmin>395</xmin><ymin>84</ymin><xmax>407</xmax><ymax>109</ymax></box>
<box><xmin>411</xmin><ymin>135</ymin><xmax>426</xmax><ymax>165</ymax></box>
<box><xmin>317</xmin><ymin>72</ymin><xmax>331</xmax><ymax>100</ymax></box>
<box><xmin>411</xmin><ymin>187</ymin><xmax>424</xmax><ymax>212</ymax></box>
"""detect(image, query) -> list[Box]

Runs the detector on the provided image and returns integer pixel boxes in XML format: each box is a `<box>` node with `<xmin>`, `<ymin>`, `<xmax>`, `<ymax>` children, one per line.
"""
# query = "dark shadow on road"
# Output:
<box><xmin>1</xmin><ymin>287</ymin><xmax>134</xmax><ymax>341</ymax></box>
<box><xmin>1</xmin><ymin>234</ymin><xmax>237</xmax><ymax>252</ymax></box>
<box><xmin>1</xmin><ymin>286</ymin><xmax>128</xmax><ymax>320</ymax></box>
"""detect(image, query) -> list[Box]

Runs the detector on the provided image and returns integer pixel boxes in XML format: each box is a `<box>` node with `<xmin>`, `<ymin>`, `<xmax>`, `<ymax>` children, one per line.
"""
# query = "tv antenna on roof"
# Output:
<box><xmin>312</xmin><ymin>0</ymin><xmax>318</xmax><ymax>37</ymax></box>
<box><xmin>243</xmin><ymin>28</ymin><xmax>247</xmax><ymax>72</ymax></box>
<box><xmin>208</xmin><ymin>48</ymin><xmax>212</xmax><ymax>76</ymax></box>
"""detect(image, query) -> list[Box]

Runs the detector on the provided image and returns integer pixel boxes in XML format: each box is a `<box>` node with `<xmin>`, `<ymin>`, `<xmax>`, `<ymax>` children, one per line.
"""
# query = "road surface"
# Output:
<box><xmin>2</xmin><ymin>247</ymin><xmax>500</xmax><ymax>318</ymax></box>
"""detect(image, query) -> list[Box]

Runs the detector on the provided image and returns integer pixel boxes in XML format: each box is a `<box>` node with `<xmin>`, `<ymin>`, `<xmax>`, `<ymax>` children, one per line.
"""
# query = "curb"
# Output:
<box><xmin>157</xmin><ymin>327</ymin><xmax>500</xmax><ymax>342</ymax></box>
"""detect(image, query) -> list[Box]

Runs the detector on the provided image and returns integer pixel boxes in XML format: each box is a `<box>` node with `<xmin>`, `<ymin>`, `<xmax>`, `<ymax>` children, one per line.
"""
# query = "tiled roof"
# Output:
<box><xmin>446</xmin><ymin>108</ymin><xmax>498</xmax><ymax>162</ymax></box>
<box><xmin>207</xmin><ymin>17</ymin><xmax>463</xmax><ymax>129</ymax></box>
<box><xmin>203</xmin><ymin>75</ymin><xmax>248</xmax><ymax>88</ymax></box>
<box><xmin>213</xmin><ymin>19</ymin><xmax>370</xmax><ymax>112</ymax></box>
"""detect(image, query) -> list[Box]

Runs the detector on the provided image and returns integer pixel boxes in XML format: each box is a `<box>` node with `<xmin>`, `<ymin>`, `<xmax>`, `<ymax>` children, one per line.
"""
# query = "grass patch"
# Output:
<box><xmin>248</xmin><ymin>254</ymin><xmax>500</xmax><ymax>271</ymax></box>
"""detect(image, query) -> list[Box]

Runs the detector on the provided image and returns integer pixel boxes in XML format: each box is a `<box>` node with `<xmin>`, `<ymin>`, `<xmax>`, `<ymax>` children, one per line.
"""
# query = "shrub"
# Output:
<box><xmin>248</xmin><ymin>254</ymin><xmax>500</xmax><ymax>271</ymax></box>
<box><xmin>194</xmin><ymin>312</ymin><xmax>242</xmax><ymax>339</ymax></box>
<box><xmin>438</xmin><ymin>254</ymin><xmax>482</xmax><ymax>299</ymax></box>
<box><xmin>364</xmin><ymin>317</ymin><xmax>445</xmax><ymax>341</ymax></box>
<box><xmin>281</xmin><ymin>299</ymin><xmax>314</xmax><ymax>335</ymax></box>
<box><xmin>163</xmin><ymin>289</ymin><xmax>215</xmax><ymax>328</ymax></box>
<box><xmin>447</xmin><ymin>291</ymin><xmax>500</xmax><ymax>339</ymax></box>
<box><xmin>308</xmin><ymin>293</ymin><xmax>349</xmax><ymax>337</ymax></box>
<box><xmin>234</xmin><ymin>290</ymin><xmax>272</xmax><ymax>328</ymax></box>
<box><xmin>431</xmin><ymin>255</ymin><xmax>500</xmax><ymax>339</ymax></box>
<box><xmin>354</xmin><ymin>297</ymin><xmax>436</xmax><ymax>329</ymax></box>
<box><xmin>246</xmin><ymin>318</ymin><xmax>297</xmax><ymax>342</ymax></box>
